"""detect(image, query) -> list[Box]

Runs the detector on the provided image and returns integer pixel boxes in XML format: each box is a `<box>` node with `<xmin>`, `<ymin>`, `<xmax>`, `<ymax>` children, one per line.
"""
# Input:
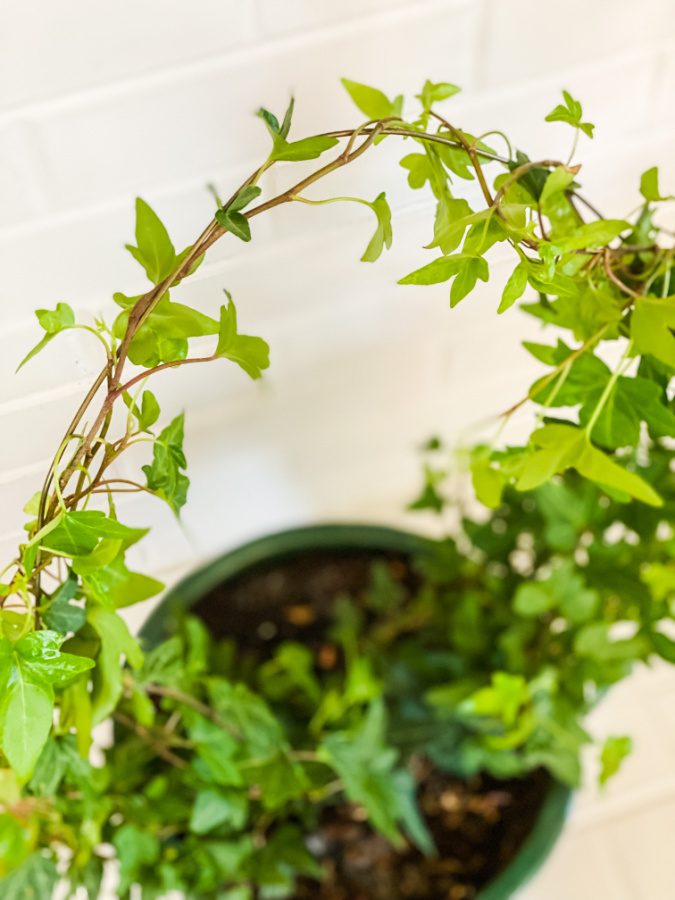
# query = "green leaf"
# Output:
<box><xmin>417</xmin><ymin>80</ymin><xmax>460</xmax><ymax>111</ymax></box>
<box><xmin>433</xmin><ymin>196</ymin><xmax>474</xmax><ymax>254</ymax></box>
<box><xmin>545</xmin><ymin>89</ymin><xmax>595</xmax><ymax>138</ymax></box>
<box><xmin>0</xmin><ymin>854</ymin><xmax>59</xmax><ymax>900</ymax></box>
<box><xmin>574</xmin><ymin>623</ymin><xmax>647</xmax><ymax>663</ymax></box>
<box><xmin>450</xmin><ymin>256</ymin><xmax>489</xmax><ymax>307</ymax></box>
<box><xmin>41</xmin><ymin>511</ymin><xmax>147</xmax><ymax>558</ymax></box>
<box><xmin>470</xmin><ymin>459</ymin><xmax>504</xmax><ymax>509</ymax></box>
<box><xmin>88</xmin><ymin>607</ymin><xmax>143</xmax><ymax>723</ymax></box>
<box><xmin>539</xmin><ymin>166</ymin><xmax>576</xmax><ymax>208</ymax></box>
<box><xmin>0</xmin><ymin>659</ymin><xmax>53</xmax><ymax>782</ymax></box>
<box><xmin>599</xmin><ymin>735</ymin><xmax>632</xmax><ymax>786</ymax></box>
<box><xmin>43</xmin><ymin>572</ymin><xmax>86</xmax><ymax>634</ymax></box>
<box><xmin>553</xmin><ymin>219</ymin><xmax>630</xmax><ymax>252</ymax></box>
<box><xmin>215</xmin><ymin>185</ymin><xmax>263</xmax><ymax>241</ymax></box>
<box><xmin>113</xmin><ymin>824</ymin><xmax>160</xmax><ymax>894</ymax></box>
<box><xmin>142</xmin><ymin>414</ymin><xmax>190</xmax><ymax>515</ymax></box>
<box><xmin>215</xmin><ymin>297</ymin><xmax>270</xmax><ymax>380</ymax></box>
<box><xmin>399</xmin><ymin>254</ymin><xmax>466</xmax><ymax>286</ymax></box>
<box><xmin>517</xmin><ymin>424</ymin><xmax>662</xmax><ymax>505</ymax></box>
<box><xmin>341</xmin><ymin>78</ymin><xmax>403</xmax><ymax>119</ymax></box>
<box><xmin>498</xmin><ymin>261</ymin><xmax>528</xmax><ymax>313</ymax></box>
<box><xmin>190</xmin><ymin>789</ymin><xmax>248</xmax><ymax>835</ymax></box>
<box><xmin>319</xmin><ymin>701</ymin><xmax>432</xmax><ymax>852</ymax></box>
<box><xmin>361</xmin><ymin>192</ymin><xmax>393</xmax><ymax>262</ymax></box>
<box><xmin>123</xmin><ymin>389</ymin><xmax>161</xmax><ymax>433</ymax></box>
<box><xmin>631</xmin><ymin>296</ymin><xmax>675</xmax><ymax>367</ymax></box>
<box><xmin>270</xmin><ymin>135</ymin><xmax>339</xmax><ymax>162</ymax></box>
<box><xmin>126</xmin><ymin>198</ymin><xmax>177</xmax><ymax>284</ymax></box>
<box><xmin>639</xmin><ymin>166</ymin><xmax>671</xmax><ymax>202</ymax></box>
<box><xmin>18</xmin><ymin>302</ymin><xmax>76</xmax><ymax>371</ymax></box>
<box><xmin>15</xmin><ymin>631</ymin><xmax>94</xmax><ymax>687</ymax></box>
<box><xmin>77</xmin><ymin>552</ymin><xmax>164</xmax><ymax>609</ymax></box>
<box><xmin>113</xmin><ymin>294</ymin><xmax>219</xmax><ymax>368</ymax></box>
<box><xmin>513</xmin><ymin>583</ymin><xmax>554</xmax><ymax>617</ymax></box>
<box><xmin>214</xmin><ymin>209</ymin><xmax>251</xmax><ymax>242</ymax></box>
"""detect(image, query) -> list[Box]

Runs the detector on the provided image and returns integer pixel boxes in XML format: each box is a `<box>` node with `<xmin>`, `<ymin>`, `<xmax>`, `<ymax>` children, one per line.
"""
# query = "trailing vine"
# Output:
<box><xmin>0</xmin><ymin>78</ymin><xmax>672</xmax><ymax>897</ymax></box>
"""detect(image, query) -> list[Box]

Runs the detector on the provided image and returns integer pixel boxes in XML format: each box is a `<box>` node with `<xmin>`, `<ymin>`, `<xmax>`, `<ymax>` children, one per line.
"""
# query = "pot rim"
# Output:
<box><xmin>141</xmin><ymin>522</ymin><xmax>571</xmax><ymax>900</ymax></box>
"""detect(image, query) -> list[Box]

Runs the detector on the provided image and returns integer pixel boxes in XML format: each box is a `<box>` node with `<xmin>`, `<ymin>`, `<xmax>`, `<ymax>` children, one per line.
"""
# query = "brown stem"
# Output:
<box><xmin>113</xmin><ymin>710</ymin><xmax>187</xmax><ymax>769</ymax></box>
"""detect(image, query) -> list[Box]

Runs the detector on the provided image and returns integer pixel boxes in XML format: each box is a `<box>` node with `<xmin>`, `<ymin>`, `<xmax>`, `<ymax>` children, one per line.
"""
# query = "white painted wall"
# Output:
<box><xmin>2</xmin><ymin>3</ymin><xmax>675</xmax><ymax>896</ymax></box>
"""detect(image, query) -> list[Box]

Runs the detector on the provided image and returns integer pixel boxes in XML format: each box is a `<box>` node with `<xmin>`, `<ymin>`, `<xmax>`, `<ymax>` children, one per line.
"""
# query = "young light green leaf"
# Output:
<box><xmin>498</xmin><ymin>261</ymin><xmax>528</xmax><ymax>313</ymax></box>
<box><xmin>341</xmin><ymin>78</ymin><xmax>403</xmax><ymax>119</ymax></box>
<box><xmin>126</xmin><ymin>198</ymin><xmax>177</xmax><ymax>284</ymax></box>
<box><xmin>470</xmin><ymin>459</ymin><xmax>504</xmax><ymax>509</ymax></box>
<box><xmin>215</xmin><ymin>296</ymin><xmax>270</xmax><ymax>380</ymax></box>
<box><xmin>639</xmin><ymin>166</ymin><xmax>671</xmax><ymax>203</ymax></box>
<box><xmin>417</xmin><ymin>80</ymin><xmax>460</xmax><ymax>111</ymax></box>
<box><xmin>361</xmin><ymin>192</ymin><xmax>393</xmax><ymax>262</ymax></box>
<box><xmin>631</xmin><ymin>296</ymin><xmax>675</xmax><ymax>367</ymax></box>
<box><xmin>450</xmin><ymin>256</ymin><xmax>489</xmax><ymax>307</ymax></box>
<box><xmin>399</xmin><ymin>254</ymin><xmax>467</xmax><ymax>286</ymax></box>
<box><xmin>599</xmin><ymin>735</ymin><xmax>632</xmax><ymax>786</ymax></box>
<box><xmin>545</xmin><ymin>90</ymin><xmax>595</xmax><ymax>138</ymax></box>
<box><xmin>113</xmin><ymin>294</ymin><xmax>219</xmax><ymax>368</ymax></box>
<box><xmin>270</xmin><ymin>135</ymin><xmax>339</xmax><ymax>162</ymax></box>
<box><xmin>123</xmin><ymin>389</ymin><xmax>161</xmax><ymax>433</ymax></box>
<box><xmin>17</xmin><ymin>302</ymin><xmax>76</xmax><ymax>371</ymax></box>
<box><xmin>516</xmin><ymin>424</ymin><xmax>662</xmax><ymax>506</ymax></box>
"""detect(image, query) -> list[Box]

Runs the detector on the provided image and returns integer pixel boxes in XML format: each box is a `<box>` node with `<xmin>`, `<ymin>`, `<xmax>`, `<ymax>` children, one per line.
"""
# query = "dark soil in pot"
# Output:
<box><xmin>192</xmin><ymin>546</ymin><xmax>552</xmax><ymax>900</ymax></box>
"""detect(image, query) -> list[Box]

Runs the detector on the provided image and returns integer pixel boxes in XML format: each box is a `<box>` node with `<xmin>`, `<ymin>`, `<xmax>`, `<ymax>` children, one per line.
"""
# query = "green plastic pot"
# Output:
<box><xmin>142</xmin><ymin>523</ymin><xmax>571</xmax><ymax>900</ymax></box>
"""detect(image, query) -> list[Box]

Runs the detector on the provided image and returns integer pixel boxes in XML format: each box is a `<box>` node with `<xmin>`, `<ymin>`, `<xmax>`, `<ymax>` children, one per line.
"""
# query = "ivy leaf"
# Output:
<box><xmin>126</xmin><ymin>198</ymin><xmax>177</xmax><ymax>284</ymax></box>
<box><xmin>215</xmin><ymin>296</ymin><xmax>270</xmax><ymax>380</ymax></box>
<box><xmin>416</xmin><ymin>80</ymin><xmax>460</xmax><ymax>111</ymax></box>
<box><xmin>553</xmin><ymin>219</ymin><xmax>630</xmax><ymax>252</ymax></box>
<box><xmin>639</xmin><ymin>166</ymin><xmax>671</xmax><ymax>202</ymax></box>
<box><xmin>190</xmin><ymin>789</ymin><xmax>248</xmax><ymax>834</ymax></box>
<box><xmin>41</xmin><ymin>511</ymin><xmax>147</xmax><ymax>559</ymax></box>
<box><xmin>142</xmin><ymin>414</ymin><xmax>190</xmax><ymax>515</ymax></box>
<box><xmin>113</xmin><ymin>824</ymin><xmax>160</xmax><ymax>895</ymax></box>
<box><xmin>433</xmin><ymin>196</ymin><xmax>473</xmax><ymax>254</ymax></box>
<box><xmin>471</xmin><ymin>459</ymin><xmax>504</xmax><ymax>509</ymax></box>
<box><xmin>123</xmin><ymin>389</ymin><xmax>161</xmax><ymax>433</ymax></box>
<box><xmin>516</xmin><ymin>424</ymin><xmax>662</xmax><ymax>506</ymax></box>
<box><xmin>17</xmin><ymin>302</ymin><xmax>76</xmax><ymax>371</ymax></box>
<box><xmin>113</xmin><ymin>294</ymin><xmax>220</xmax><ymax>368</ymax></box>
<box><xmin>257</xmin><ymin>98</ymin><xmax>294</xmax><ymax>140</ymax></box>
<box><xmin>361</xmin><ymin>192</ymin><xmax>393</xmax><ymax>262</ymax></box>
<box><xmin>545</xmin><ymin>90</ymin><xmax>595</xmax><ymax>138</ymax></box>
<box><xmin>599</xmin><ymin>735</ymin><xmax>632</xmax><ymax>786</ymax></box>
<box><xmin>498</xmin><ymin>261</ymin><xmax>528</xmax><ymax>313</ymax></box>
<box><xmin>450</xmin><ymin>256</ymin><xmax>489</xmax><ymax>307</ymax></box>
<box><xmin>0</xmin><ymin>632</ymin><xmax>91</xmax><ymax>781</ymax></box>
<box><xmin>215</xmin><ymin>185</ymin><xmax>263</xmax><ymax>242</ymax></box>
<box><xmin>88</xmin><ymin>608</ymin><xmax>143</xmax><ymax>724</ymax></box>
<box><xmin>270</xmin><ymin>135</ymin><xmax>339</xmax><ymax>162</ymax></box>
<box><xmin>16</xmin><ymin>631</ymin><xmax>94</xmax><ymax>687</ymax></box>
<box><xmin>0</xmin><ymin>854</ymin><xmax>59</xmax><ymax>900</ymax></box>
<box><xmin>399</xmin><ymin>253</ymin><xmax>470</xmax><ymax>286</ymax></box>
<box><xmin>631</xmin><ymin>296</ymin><xmax>675</xmax><ymax>367</ymax></box>
<box><xmin>341</xmin><ymin>78</ymin><xmax>403</xmax><ymax>119</ymax></box>
<box><xmin>76</xmin><ymin>552</ymin><xmax>164</xmax><ymax>609</ymax></box>
<box><xmin>318</xmin><ymin>701</ymin><xmax>433</xmax><ymax>852</ymax></box>
<box><xmin>43</xmin><ymin>572</ymin><xmax>86</xmax><ymax>634</ymax></box>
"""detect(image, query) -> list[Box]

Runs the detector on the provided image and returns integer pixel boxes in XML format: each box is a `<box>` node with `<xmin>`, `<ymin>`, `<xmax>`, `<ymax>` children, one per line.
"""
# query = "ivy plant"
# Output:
<box><xmin>0</xmin><ymin>78</ymin><xmax>672</xmax><ymax>896</ymax></box>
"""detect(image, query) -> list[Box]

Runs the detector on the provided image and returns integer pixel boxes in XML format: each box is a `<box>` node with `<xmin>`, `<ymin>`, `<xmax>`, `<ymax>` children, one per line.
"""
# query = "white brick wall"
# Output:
<box><xmin>2</xmin><ymin>3</ymin><xmax>675</xmax><ymax>896</ymax></box>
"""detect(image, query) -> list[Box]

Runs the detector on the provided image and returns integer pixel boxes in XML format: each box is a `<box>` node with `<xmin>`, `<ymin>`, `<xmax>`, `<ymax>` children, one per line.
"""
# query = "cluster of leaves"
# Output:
<box><xmin>5</xmin><ymin>458</ymin><xmax>671</xmax><ymax>897</ymax></box>
<box><xmin>0</xmin><ymin>75</ymin><xmax>672</xmax><ymax>896</ymax></box>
